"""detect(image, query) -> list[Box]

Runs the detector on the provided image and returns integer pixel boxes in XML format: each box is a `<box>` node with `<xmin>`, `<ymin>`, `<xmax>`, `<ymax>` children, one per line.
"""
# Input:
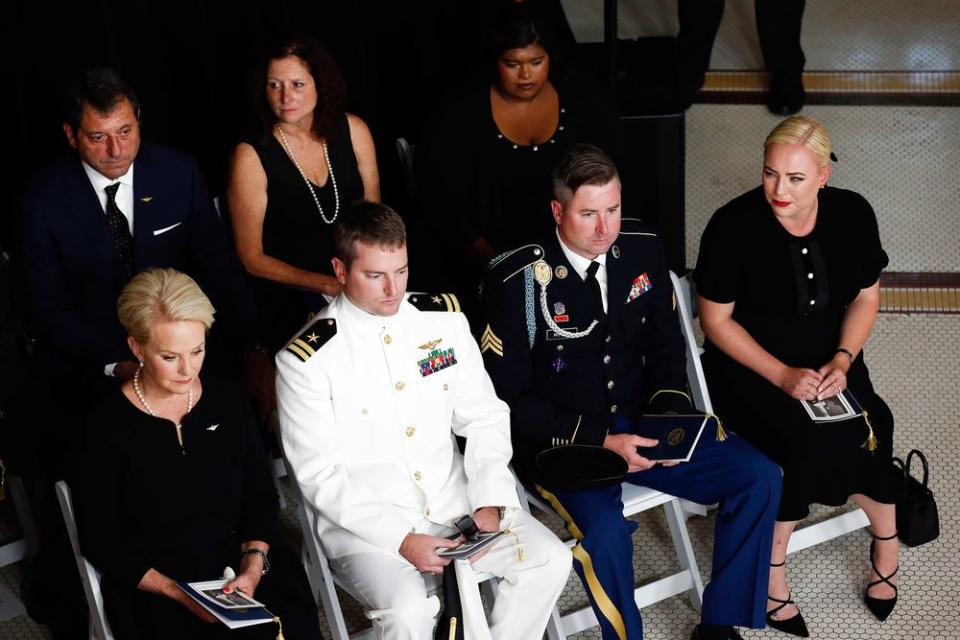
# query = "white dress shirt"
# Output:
<box><xmin>556</xmin><ymin>229</ymin><xmax>609</xmax><ymax>312</ymax></box>
<box><xmin>82</xmin><ymin>161</ymin><xmax>136</xmax><ymax>376</ymax></box>
<box><xmin>81</xmin><ymin>160</ymin><xmax>135</xmax><ymax>234</ymax></box>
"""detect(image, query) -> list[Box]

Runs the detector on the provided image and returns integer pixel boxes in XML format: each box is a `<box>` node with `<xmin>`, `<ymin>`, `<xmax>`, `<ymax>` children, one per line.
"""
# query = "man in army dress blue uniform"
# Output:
<box><xmin>481</xmin><ymin>144</ymin><xmax>782</xmax><ymax>640</ymax></box>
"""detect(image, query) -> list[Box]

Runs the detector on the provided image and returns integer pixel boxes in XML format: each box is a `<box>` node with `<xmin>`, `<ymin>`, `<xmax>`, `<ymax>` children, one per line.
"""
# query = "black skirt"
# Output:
<box><xmin>703</xmin><ymin>350</ymin><xmax>899</xmax><ymax>521</ymax></box>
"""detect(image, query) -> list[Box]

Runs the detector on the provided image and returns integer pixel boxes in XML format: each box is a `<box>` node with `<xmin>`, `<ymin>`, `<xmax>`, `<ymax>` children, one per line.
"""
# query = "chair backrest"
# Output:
<box><xmin>670</xmin><ymin>271</ymin><xmax>713</xmax><ymax>414</ymax></box>
<box><xmin>54</xmin><ymin>480</ymin><xmax>114</xmax><ymax>640</ymax></box>
<box><xmin>395</xmin><ymin>137</ymin><xmax>416</xmax><ymax>204</ymax></box>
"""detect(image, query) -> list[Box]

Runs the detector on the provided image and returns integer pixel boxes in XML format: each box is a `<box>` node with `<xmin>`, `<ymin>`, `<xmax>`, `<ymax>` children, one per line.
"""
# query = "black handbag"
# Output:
<box><xmin>892</xmin><ymin>449</ymin><xmax>939</xmax><ymax>547</ymax></box>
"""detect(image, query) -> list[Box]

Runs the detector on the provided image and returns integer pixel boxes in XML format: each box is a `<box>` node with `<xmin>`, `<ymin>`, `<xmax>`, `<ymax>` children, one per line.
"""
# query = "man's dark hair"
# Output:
<box><xmin>65</xmin><ymin>67</ymin><xmax>141</xmax><ymax>130</ymax></box>
<box><xmin>333</xmin><ymin>201</ymin><xmax>407</xmax><ymax>268</ymax></box>
<box><xmin>552</xmin><ymin>143</ymin><xmax>619</xmax><ymax>204</ymax></box>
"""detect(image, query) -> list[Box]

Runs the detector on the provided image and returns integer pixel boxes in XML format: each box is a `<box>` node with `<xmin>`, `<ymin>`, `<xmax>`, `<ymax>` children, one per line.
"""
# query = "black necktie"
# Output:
<box><xmin>104</xmin><ymin>183</ymin><xmax>133</xmax><ymax>278</ymax></box>
<box><xmin>585</xmin><ymin>260</ymin><xmax>606</xmax><ymax>319</ymax></box>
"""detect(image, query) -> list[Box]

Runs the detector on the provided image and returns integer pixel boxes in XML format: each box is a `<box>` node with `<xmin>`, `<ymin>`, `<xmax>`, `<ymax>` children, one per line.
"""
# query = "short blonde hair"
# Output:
<box><xmin>117</xmin><ymin>268</ymin><xmax>215</xmax><ymax>345</ymax></box>
<box><xmin>764</xmin><ymin>116</ymin><xmax>832</xmax><ymax>169</ymax></box>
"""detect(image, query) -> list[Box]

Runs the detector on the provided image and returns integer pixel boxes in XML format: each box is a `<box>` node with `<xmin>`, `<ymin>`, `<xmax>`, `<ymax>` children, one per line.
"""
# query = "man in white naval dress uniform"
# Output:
<box><xmin>276</xmin><ymin>202</ymin><xmax>571</xmax><ymax>639</ymax></box>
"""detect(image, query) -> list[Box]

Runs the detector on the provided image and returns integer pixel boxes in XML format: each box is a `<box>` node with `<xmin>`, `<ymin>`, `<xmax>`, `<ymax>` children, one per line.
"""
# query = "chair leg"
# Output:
<box><xmin>318</xmin><ymin>559</ymin><xmax>351</xmax><ymax>640</ymax></box>
<box><xmin>479</xmin><ymin>576</ymin><xmax>497</xmax><ymax>605</ymax></box>
<box><xmin>545</xmin><ymin>604</ymin><xmax>566</xmax><ymax>640</ymax></box>
<box><xmin>664</xmin><ymin>499</ymin><xmax>704</xmax><ymax>612</ymax></box>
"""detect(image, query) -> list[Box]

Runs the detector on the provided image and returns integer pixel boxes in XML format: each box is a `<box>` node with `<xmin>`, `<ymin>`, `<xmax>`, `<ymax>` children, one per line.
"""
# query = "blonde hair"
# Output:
<box><xmin>764</xmin><ymin>116</ymin><xmax>832</xmax><ymax>169</ymax></box>
<box><xmin>117</xmin><ymin>268</ymin><xmax>215</xmax><ymax>345</ymax></box>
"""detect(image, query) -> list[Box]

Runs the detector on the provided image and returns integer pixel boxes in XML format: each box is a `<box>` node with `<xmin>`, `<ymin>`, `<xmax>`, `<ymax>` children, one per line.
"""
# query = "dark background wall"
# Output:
<box><xmin>3</xmin><ymin>1</ymin><xmax>518</xmax><ymax>237</ymax></box>
<box><xmin>3</xmin><ymin>0</ymin><xmax>686</xmax><ymax>269</ymax></box>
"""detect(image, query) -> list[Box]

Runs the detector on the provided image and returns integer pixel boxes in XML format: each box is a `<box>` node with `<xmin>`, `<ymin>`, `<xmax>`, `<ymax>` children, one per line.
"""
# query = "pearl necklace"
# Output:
<box><xmin>275</xmin><ymin>126</ymin><xmax>340</xmax><ymax>224</ymax></box>
<box><xmin>133</xmin><ymin>367</ymin><xmax>194</xmax><ymax>433</ymax></box>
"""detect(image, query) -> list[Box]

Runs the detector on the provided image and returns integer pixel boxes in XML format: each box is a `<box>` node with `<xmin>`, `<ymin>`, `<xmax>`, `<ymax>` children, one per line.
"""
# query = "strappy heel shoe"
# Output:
<box><xmin>865</xmin><ymin>531</ymin><xmax>899</xmax><ymax>621</ymax></box>
<box><xmin>767</xmin><ymin>561</ymin><xmax>809</xmax><ymax>637</ymax></box>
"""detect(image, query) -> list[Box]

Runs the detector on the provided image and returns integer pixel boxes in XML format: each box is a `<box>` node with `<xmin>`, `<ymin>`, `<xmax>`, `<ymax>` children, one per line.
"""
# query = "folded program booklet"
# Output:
<box><xmin>633</xmin><ymin>413</ymin><xmax>715</xmax><ymax>463</ymax></box>
<box><xmin>800</xmin><ymin>388</ymin><xmax>863</xmax><ymax>423</ymax></box>
<box><xmin>178</xmin><ymin>579</ymin><xmax>275</xmax><ymax>629</ymax></box>
<box><xmin>436</xmin><ymin>531</ymin><xmax>505</xmax><ymax>560</ymax></box>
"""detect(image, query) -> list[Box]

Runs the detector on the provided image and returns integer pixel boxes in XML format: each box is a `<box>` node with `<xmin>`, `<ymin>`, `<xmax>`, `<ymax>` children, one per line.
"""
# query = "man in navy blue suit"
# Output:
<box><xmin>15</xmin><ymin>68</ymin><xmax>254</xmax><ymax>635</ymax></box>
<box><xmin>19</xmin><ymin>67</ymin><xmax>253</xmax><ymax>385</ymax></box>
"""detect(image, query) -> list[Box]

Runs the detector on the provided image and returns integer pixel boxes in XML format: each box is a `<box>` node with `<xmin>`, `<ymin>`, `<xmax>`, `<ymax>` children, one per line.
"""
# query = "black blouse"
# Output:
<box><xmin>694</xmin><ymin>185</ymin><xmax>888</xmax><ymax>368</ymax></box>
<box><xmin>416</xmin><ymin>77</ymin><xmax>622</xmax><ymax>253</ymax></box>
<box><xmin>81</xmin><ymin>376</ymin><xmax>279</xmax><ymax>588</ymax></box>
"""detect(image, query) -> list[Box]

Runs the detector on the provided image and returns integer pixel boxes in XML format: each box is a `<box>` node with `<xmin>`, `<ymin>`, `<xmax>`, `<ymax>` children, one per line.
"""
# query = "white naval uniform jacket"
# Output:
<box><xmin>276</xmin><ymin>293</ymin><xmax>521</xmax><ymax>559</ymax></box>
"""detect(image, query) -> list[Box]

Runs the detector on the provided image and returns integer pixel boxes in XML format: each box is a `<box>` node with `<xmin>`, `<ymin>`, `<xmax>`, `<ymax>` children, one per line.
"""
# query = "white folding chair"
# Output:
<box><xmin>668</xmin><ymin>271</ymin><xmax>869</xmax><ymax>554</ymax></box>
<box><xmin>279</xmin><ymin>452</ymin><xmax>499</xmax><ymax>640</ymax></box>
<box><xmin>54</xmin><ymin>480</ymin><xmax>114</xmax><ymax>640</ymax></box>
<box><xmin>0</xmin><ymin>473</ymin><xmax>33</xmax><ymax>621</ymax></box>
<box><xmin>529</xmin><ymin>479</ymin><xmax>705</xmax><ymax>640</ymax></box>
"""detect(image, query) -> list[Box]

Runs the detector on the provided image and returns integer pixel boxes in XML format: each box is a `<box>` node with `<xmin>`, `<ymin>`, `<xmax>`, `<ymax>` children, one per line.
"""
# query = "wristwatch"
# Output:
<box><xmin>241</xmin><ymin>547</ymin><xmax>270</xmax><ymax>575</ymax></box>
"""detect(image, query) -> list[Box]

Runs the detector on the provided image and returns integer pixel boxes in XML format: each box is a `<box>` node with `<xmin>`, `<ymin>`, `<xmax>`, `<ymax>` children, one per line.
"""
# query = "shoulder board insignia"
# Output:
<box><xmin>618</xmin><ymin>217</ymin><xmax>658</xmax><ymax>237</ymax></box>
<box><xmin>486</xmin><ymin>244</ymin><xmax>545</xmax><ymax>282</ymax></box>
<box><xmin>408</xmin><ymin>293</ymin><xmax>461</xmax><ymax>312</ymax></box>
<box><xmin>285</xmin><ymin>317</ymin><xmax>337</xmax><ymax>363</ymax></box>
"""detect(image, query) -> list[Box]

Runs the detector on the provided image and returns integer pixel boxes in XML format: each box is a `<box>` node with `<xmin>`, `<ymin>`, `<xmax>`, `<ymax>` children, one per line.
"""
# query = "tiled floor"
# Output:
<box><xmin>562</xmin><ymin>0</ymin><xmax>960</xmax><ymax>72</ymax></box>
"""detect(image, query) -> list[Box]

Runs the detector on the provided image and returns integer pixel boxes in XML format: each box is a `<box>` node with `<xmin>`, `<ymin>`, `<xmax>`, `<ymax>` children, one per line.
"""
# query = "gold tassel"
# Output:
<box><xmin>448</xmin><ymin>616</ymin><xmax>458</xmax><ymax>640</ymax></box>
<box><xmin>273</xmin><ymin>616</ymin><xmax>285</xmax><ymax>640</ymax></box>
<box><xmin>503</xmin><ymin>528</ymin><xmax>524</xmax><ymax>561</ymax></box>
<box><xmin>711</xmin><ymin>415</ymin><xmax>728</xmax><ymax>442</ymax></box>
<box><xmin>861</xmin><ymin>410</ymin><xmax>877</xmax><ymax>453</ymax></box>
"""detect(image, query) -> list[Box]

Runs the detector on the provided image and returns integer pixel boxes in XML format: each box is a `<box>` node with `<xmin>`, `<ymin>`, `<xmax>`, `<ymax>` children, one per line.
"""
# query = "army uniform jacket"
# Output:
<box><xmin>481</xmin><ymin>222</ymin><xmax>691</xmax><ymax>479</ymax></box>
<box><xmin>276</xmin><ymin>293</ymin><xmax>520</xmax><ymax>559</ymax></box>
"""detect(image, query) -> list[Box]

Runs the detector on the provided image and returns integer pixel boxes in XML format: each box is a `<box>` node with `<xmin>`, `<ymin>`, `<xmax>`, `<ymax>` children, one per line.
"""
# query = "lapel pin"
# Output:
<box><xmin>140</xmin><ymin>196</ymin><xmax>153</xmax><ymax>203</ymax></box>
<box><xmin>206</xmin><ymin>424</ymin><xmax>219</xmax><ymax>431</ymax></box>
<box><xmin>611</xmin><ymin>245</ymin><xmax>621</xmax><ymax>259</ymax></box>
<box><xmin>555</xmin><ymin>265</ymin><xmax>568</xmax><ymax>279</ymax></box>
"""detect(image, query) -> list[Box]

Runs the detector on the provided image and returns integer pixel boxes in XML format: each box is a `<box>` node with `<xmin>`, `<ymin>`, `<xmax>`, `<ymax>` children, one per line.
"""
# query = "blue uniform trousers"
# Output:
<box><xmin>537</xmin><ymin>427</ymin><xmax>781</xmax><ymax>640</ymax></box>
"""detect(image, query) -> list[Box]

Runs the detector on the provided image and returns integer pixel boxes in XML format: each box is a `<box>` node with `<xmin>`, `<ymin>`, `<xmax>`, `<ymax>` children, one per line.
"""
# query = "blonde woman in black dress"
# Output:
<box><xmin>694</xmin><ymin>116</ymin><xmax>900</xmax><ymax>636</ymax></box>
<box><xmin>83</xmin><ymin>269</ymin><xmax>319</xmax><ymax>639</ymax></box>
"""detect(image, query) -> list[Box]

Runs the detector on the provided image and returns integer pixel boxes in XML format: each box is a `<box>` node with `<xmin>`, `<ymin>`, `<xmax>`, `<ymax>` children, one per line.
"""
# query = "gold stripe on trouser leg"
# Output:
<box><xmin>536</xmin><ymin>485</ymin><xmax>628</xmax><ymax>640</ymax></box>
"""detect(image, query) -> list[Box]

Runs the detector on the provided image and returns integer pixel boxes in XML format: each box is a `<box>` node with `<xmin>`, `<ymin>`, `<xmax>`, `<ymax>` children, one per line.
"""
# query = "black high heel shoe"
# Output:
<box><xmin>767</xmin><ymin>561</ymin><xmax>809</xmax><ymax>637</ymax></box>
<box><xmin>865</xmin><ymin>531</ymin><xmax>899</xmax><ymax>621</ymax></box>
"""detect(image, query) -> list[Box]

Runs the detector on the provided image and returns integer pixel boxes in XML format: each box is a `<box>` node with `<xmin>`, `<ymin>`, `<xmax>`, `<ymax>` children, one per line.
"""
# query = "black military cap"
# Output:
<box><xmin>534</xmin><ymin>444</ymin><xmax>627</xmax><ymax>492</ymax></box>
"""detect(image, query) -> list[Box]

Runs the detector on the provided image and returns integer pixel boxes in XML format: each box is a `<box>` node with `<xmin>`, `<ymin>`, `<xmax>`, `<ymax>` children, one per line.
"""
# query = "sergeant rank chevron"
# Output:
<box><xmin>480</xmin><ymin>324</ymin><xmax>503</xmax><ymax>357</ymax></box>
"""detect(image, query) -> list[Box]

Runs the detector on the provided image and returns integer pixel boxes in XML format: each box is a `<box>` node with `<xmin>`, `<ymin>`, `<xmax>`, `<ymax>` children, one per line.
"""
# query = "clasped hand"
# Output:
<box><xmin>778</xmin><ymin>353</ymin><xmax>850</xmax><ymax>401</ymax></box>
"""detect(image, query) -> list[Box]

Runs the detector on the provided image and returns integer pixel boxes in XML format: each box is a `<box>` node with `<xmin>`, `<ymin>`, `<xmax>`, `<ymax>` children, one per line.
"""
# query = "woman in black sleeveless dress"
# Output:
<box><xmin>227</xmin><ymin>34</ymin><xmax>379</xmax><ymax>352</ymax></box>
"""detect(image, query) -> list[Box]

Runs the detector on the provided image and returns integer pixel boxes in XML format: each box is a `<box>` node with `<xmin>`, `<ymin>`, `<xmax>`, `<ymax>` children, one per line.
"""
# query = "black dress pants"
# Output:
<box><xmin>677</xmin><ymin>0</ymin><xmax>806</xmax><ymax>90</ymax></box>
